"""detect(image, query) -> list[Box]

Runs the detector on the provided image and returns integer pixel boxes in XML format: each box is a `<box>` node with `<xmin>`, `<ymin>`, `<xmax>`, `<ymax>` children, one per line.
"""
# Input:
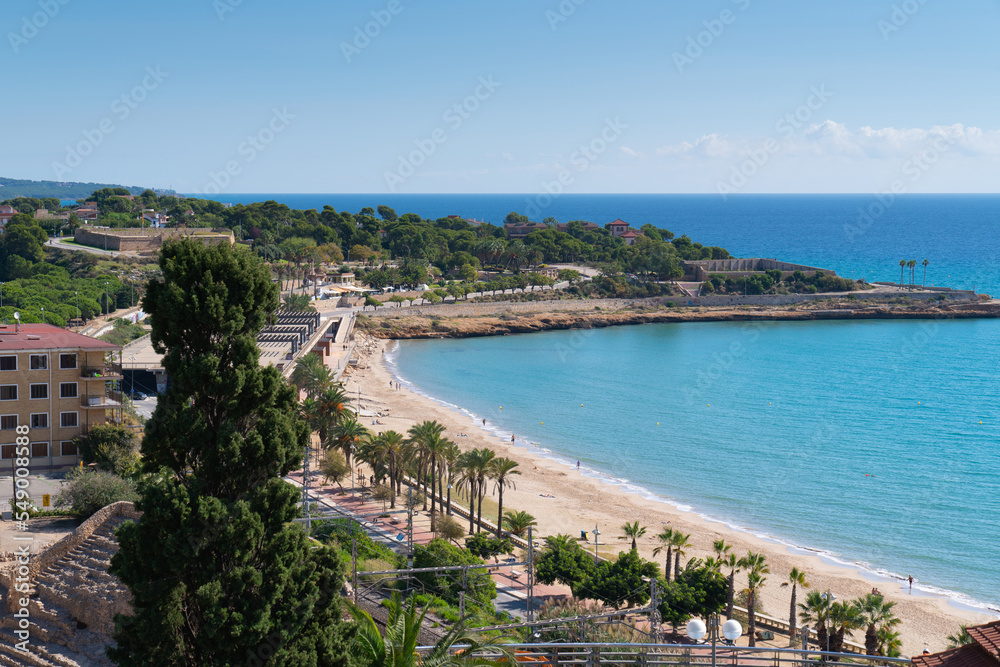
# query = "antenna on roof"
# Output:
<box><xmin>13</xmin><ymin>311</ymin><xmax>19</xmax><ymax>333</ymax></box>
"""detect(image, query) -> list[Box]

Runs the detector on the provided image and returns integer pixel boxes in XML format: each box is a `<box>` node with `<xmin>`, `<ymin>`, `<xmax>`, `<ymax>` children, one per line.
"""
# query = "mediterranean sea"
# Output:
<box><xmin>197</xmin><ymin>192</ymin><xmax>1000</xmax><ymax>611</ymax></box>
<box><xmin>389</xmin><ymin>320</ymin><xmax>1000</xmax><ymax>613</ymax></box>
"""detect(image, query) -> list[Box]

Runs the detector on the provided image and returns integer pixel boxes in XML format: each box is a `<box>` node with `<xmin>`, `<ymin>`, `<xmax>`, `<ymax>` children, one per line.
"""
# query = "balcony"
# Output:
<box><xmin>82</xmin><ymin>395</ymin><xmax>122</xmax><ymax>408</ymax></box>
<box><xmin>80</xmin><ymin>365</ymin><xmax>123</xmax><ymax>381</ymax></box>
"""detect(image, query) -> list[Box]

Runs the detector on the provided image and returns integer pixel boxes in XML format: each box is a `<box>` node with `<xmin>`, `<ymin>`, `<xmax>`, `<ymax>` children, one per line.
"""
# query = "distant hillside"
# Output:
<box><xmin>0</xmin><ymin>177</ymin><xmax>175</xmax><ymax>200</ymax></box>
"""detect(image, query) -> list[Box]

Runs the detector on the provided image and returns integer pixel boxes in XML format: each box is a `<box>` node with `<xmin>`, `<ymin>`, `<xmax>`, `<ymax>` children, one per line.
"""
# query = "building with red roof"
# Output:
<box><xmin>912</xmin><ymin>620</ymin><xmax>1000</xmax><ymax>667</ymax></box>
<box><xmin>0</xmin><ymin>323</ymin><xmax>122</xmax><ymax>469</ymax></box>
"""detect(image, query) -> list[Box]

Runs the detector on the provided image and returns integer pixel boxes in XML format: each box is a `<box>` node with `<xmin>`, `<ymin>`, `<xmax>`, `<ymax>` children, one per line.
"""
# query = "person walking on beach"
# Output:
<box><xmin>576</xmin><ymin>460</ymin><xmax>580</xmax><ymax>470</ymax></box>
<box><xmin>511</xmin><ymin>434</ymin><xmax>515</xmax><ymax>443</ymax></box>
<box><xmin>482</xmin><ymin>418</ymin><xmax>486</xmax><ymax>426</ymax></box>
<box><xmin>908</xmin><ymin>575</ymin><xmax>913</xmax><ymax>593</ymax></box>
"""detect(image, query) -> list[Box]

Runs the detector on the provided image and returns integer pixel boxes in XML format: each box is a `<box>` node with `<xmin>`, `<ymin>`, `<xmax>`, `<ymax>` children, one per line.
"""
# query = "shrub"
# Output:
<box><xmin>56</xmin><ymin>468</ymin><xmax>139</xmax><ymax>518</ymax></box>
<box><xmin>412</xmin><ymin>538</ymin><xmax>496</xmax><ymax>607</ymax></box>
<box><xmin>435</xmin><ymin>514</ymin><xmax>466</xmax><ymax>545</ymax></box>
<box><xmin>73</xmin><ymin>424</ymin><xmax>140</xmax><ymax>478</ymax></box>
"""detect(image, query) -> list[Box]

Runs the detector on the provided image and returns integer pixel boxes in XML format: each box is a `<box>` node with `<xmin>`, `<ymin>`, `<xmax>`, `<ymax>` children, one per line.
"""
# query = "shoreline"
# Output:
<box><xmin>344</xmin><ymin>332</ymin><xmax>996</xmax><ymax>655</ymax></box>
<box><xmin>358</xmin><ymin>298</ymin><xmax>1000</xmax><ymax>340</ymax></box>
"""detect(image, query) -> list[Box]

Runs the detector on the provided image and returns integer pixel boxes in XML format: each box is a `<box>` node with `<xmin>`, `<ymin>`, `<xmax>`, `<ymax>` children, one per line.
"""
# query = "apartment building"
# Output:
<box><xmin>0</xmin><ymin>324</ymin><xmax>122</xmax><ymax>470</ymax></box>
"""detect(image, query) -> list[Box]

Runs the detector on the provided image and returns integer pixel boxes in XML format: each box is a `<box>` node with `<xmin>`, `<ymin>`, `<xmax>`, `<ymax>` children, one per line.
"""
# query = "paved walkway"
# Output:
<box><xmin>285</xmin><ymin>470</ymin><xmax>571</xmax><ymax>618</ymax></box>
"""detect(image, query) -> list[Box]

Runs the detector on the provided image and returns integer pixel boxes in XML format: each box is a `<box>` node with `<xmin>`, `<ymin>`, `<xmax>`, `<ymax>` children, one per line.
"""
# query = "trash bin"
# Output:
<box><xmin>581</xmin><ymin>530</ymin><xmax>589</xmax><ymax>541</ymax></box>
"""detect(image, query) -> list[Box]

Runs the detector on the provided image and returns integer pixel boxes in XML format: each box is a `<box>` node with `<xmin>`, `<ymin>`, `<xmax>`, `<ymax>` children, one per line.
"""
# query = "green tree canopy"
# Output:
<box><xmin>109</xmin><ymin>240</ymin><xmax>353</xmax><ymax>665</ymax></box>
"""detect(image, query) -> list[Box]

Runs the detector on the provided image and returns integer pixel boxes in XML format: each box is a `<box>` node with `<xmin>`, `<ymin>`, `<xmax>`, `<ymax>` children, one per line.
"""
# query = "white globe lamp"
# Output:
<box><xmin>722</xmin><ymin>619</ymin><xmax>743</xmax><ymax>643</ymax></box>
<box><xmin>686</xmin><ymin>618</ymin><xmax>707</xmax><ymax>642</ymax></box>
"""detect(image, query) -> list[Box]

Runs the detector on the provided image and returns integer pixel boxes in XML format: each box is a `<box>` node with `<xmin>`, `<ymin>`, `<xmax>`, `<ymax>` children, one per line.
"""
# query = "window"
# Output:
<box><xmin>29</xmin><ymin>355</ymin><xmax>47</xmax><ymax>370</ymax></box>
<box><xmin>59</xmin><ymin>383</ymin><xmax>78</xmax><ymax>399</ymax></box>
<box><xmin>0</xmin><ymin>444</ymin><xmax>14</xmax><ymax>460</ymax></box>
<box><xmin>0</xmin><ymin>356</ymin><xmax>16</xmax><ymax>371</ymax></box>
<box><xmin>60</xmin><ymin>412</ymin><xmax>78</xmax><ymax>428</ymax></box>
<box><xmin>30</xmin><ymin>413</ymin><xmax>48</xmax><ymax>429</ymax></box>
<box><xmin>29</xmin><ymin>384</ymin><xmax>48</xmax><ymax>400</ymax></box>
<box><xmin>31</xmin><ymin>442</ymin><xmax>48</xmax><ymax>458</ymax></box>
<box><xmin>61</xmin><ymin>440</ymin><xmax>77</xmax><ymax>457</ymax></box>
<box><xmin>0</xmin><ymin>385</ymin><xmax>17</xmax><ymax>401</ymax></box>
<box><xmin>0</xmin><ymin>415</ymin><xmax>17</xmax><ymax>430</ymax></box>
<box><xmin>59</xmin><ymin>353</ymin><xmax>77</xmax><ymax>369</ymax></box>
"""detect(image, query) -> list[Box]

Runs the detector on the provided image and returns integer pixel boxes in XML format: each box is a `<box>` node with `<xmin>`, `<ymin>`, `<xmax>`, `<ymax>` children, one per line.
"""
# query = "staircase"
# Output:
<box><xmin>0</xmin><ymin>503</ymin><xmax>137</xmax><ymax>666</ymax></box>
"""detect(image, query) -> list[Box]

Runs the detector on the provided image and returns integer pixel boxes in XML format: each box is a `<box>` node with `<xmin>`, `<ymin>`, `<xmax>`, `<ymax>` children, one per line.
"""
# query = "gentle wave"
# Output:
<box><xmin>383</xmin><ymin>340</ymin><xmax>1000</xmax><ymax>617</ymax></box>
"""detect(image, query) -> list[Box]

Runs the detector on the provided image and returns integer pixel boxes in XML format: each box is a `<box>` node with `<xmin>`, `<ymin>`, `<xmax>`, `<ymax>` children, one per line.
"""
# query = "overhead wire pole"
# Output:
<box><xmin>526</xmin><ymin>526</ymin><xmax>535</xmax><ymax>623</ymax></box>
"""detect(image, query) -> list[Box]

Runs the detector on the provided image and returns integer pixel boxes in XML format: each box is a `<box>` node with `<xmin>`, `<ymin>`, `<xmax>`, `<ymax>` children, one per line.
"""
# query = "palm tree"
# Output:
<box><xmin>799</xmin><ymin>590</ymin><xmax>830</xmax><ymax>653</ymax></box>
<box><xmin>456</xmin><ymin>448</ymin><xmax>496</xmax><ymax>533</ymax></box>
<box><xmin>671</xmin><ymin>532</ymin><xmax>691</xmax><ymax>581</ymax></box>
<box><xmin>877</xmin><ymin>626</ymin><xmax>902</xmax><ymax>658</ymax></box>
<box><xmin>440</xmin><ymin>439</ymin><xmax>460</xmax><ymax>515</ymax></box>
<box><xmin>947</xmin><ymin>625</ymin><xmax>973</xmax><ymax>648</ymax></box>
<box><xmin>283</xmin><ymin>292</ymin><xmax>315</xmax><ymax>312</ymax></box>
<box><xmin>720</xmin><ymin>552</ymin><xmax>740</xmax><ymax>619</ymax></box>
<box><xmin>407</xmin><ymin>421</ymin><xmax>446</xmax><ymax>512</ymax></box>
<box><xmin>306</xmin><ymin>384</ymin><xmax>352</xmax><ymax>444</ymax></box>
<box><xmin>290</xmin><ymin>354</ymin><xmax>333</xmax><ymax>398</ymax></box>
<box><xmin>329</xmin><ymin>416</ymin><xmax>369</xmax><ymax>472</ymax></box>
<box><xmin>781</xmin><ymin>567</ymin><xmax>809</xmax><ymax>643</ymax></box>
<box><xmin>619</xmin><ymin>521</ymin><xmax>647</xmax><ymax>552</ymax></box>
<box><xmin>828</xmin><ymin>601</ymin><xmax>863</xmax><ymax>657</ymax></box>
<box><xmin>899</xmin><ymin>259</ymin><xmax>906</xmax><ymax>287</ymax></box>
<box><xmin>739</xmin><ymin>551</ymin><xmax>769</xmax><ymax>646</ymax></box>
<box><xmin>922</xmin><ymin>258</ymin><xmax>929</xmax><ymax>287</ymax></box>
<box><xmin>503</xmin><ymin>510</ymin><xmax>537</xmax><ymax>538</ymax></box>
<box><xmin>652</xmin><ymin>527</ymin><xmax>675</xmax><ymax>580</ymax></box>
<box><xmin>423</xmin><ymin>433</ymin><xmax>452</xmax><ymax>526</ymax></box>
<box><xmin>854</xmin><ymin>593</ymin><xmax>900</xmax><ymax>657</ymax></box>
<box><xmin>908</xmin><ymin>259</ymin><xmax>917</xmax><ymax>288</ymax></box>
<box><xmin>489</xmin><ymin>457</ymin><xmax>520</xmax><ymax>537</ymax></box>
<box><xmin>351</xmin><ymin>593</ymin><xmax>515</xmax><ymax>667</ymax></box>
<box><xmin>713</xmin><ymin>538</ymin><xmax>732</xmax><ymax>561</ymax></box>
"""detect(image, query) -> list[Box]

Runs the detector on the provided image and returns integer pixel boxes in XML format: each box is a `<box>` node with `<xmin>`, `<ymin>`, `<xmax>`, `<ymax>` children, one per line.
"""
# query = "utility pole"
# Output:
<box><xmin>302</xmin><ymin>439</ymin><xmax>311</xmax><ymax>535</ymax></box>
<box><xmin>526</xmin><ymin>526</ymin><xmax>535</xmax><ymax>622</ymax></box>
<box><xmin>649</xmin><ymin>578</ymin><xmax>661</xmax><ymax>643</ymax></box>
<box><xmin>352</xmin><ymin>536</ymin><xmax>358</xmax><ymax>605</ymax></box>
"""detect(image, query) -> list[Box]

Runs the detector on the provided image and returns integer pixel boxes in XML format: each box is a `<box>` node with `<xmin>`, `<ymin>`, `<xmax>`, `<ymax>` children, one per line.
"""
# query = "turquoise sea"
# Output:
<box><xmin>388</xmin><ymin>321</ymin><xmax>1000</xmax><ymax>613</ymax></box>
<box><xmin>202</xmin><ymin>193</ymin><xmax>1000</xmax><ymax>612</ymax></box>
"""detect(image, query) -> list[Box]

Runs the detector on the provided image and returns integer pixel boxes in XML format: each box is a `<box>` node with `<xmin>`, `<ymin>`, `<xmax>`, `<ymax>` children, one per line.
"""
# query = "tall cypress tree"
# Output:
<box><xmin>109</xmin><ymin>240</ymin><xmax>352</xmax><ymax>666</ymax></box>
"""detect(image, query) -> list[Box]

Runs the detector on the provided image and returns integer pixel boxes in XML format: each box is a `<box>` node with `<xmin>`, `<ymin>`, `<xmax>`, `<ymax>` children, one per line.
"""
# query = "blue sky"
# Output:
<box><xmin>2</xmin><ymin>0</ymin><xmax>998</xmax><ymax>194</ymax></box>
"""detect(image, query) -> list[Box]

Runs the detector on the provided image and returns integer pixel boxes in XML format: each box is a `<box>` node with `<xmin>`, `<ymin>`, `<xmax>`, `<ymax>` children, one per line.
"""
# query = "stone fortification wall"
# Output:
<box><xmin>74</xmin><ymin>227</ymin><xmax>234</xmax><ymax>251</ymax></box>
<box><xmin>682</xmin><ymin>258</ymin><xmax>833</xmax><ymax>282</ymax></box>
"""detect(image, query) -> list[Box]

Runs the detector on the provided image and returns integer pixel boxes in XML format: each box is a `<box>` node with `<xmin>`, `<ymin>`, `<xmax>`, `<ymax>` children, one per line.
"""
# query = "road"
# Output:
<box><xmin>46</xmin><ymin>237</ymin><xmax>122</xmax><ymax>257</ymax></box>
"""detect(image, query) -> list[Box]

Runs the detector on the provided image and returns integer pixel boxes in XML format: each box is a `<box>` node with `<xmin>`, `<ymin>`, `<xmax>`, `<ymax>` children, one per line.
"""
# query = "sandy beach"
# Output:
<box><xmin>342</xmin><ymin>332</ymin><xmax>995</xmax><ymax>656</ymax></box>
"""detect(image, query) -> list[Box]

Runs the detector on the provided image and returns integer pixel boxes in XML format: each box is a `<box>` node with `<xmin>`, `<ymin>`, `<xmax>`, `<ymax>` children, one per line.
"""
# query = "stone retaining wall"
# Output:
<box><xmin>1</xmin><ymin>501</ymin><xmax>140</xmax><ymax>611</ymax></box>
<box><xmin>363</xmin><ymin>288</ymin><xmax>977</xmax><ymax>319</ymax></box>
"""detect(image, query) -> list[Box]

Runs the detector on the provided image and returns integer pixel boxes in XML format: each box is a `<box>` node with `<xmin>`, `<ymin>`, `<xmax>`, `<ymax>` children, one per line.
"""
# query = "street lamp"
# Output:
<box><xmin>593</xmin><ymin>524</ymin><xmax>600</xmax><ymax>561</ymax></box>
<box><xmin>75</xmin><ymin>291</ymin><xmax>79</xmax><ymax>331</ymax></box>
<box><xmin>40</xmin><ymin>307</ymin><xmax>44</xmax><ymax>324</ymax></box>
<box><xmin>104</xmin><ymin>281</ymin><xmax>109</xmax><ymax>315</ymax></box>
<box><xmin>687</xmin><ymin>616</ymin><xmax>743</xmax><ymax>667</ymax></box>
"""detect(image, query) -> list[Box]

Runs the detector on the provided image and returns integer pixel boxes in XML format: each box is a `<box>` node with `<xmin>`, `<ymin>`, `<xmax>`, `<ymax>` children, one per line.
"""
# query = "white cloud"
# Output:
<box><xmin>655</xmin><ymin>123</ymin><xmax>1000</xmax><ymax>163</ymax></box>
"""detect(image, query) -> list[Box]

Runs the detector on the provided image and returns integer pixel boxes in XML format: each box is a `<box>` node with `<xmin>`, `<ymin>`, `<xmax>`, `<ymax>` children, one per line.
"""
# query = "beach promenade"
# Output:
<box><xmin>328</xmin><ymin>330</ymin><xmax>995</xmax><ymax>655</ymax></box>
<box><xmin>284</xmin><ymin>469</ymin><xmax>572</xmax><ymax>620</ymax></box>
